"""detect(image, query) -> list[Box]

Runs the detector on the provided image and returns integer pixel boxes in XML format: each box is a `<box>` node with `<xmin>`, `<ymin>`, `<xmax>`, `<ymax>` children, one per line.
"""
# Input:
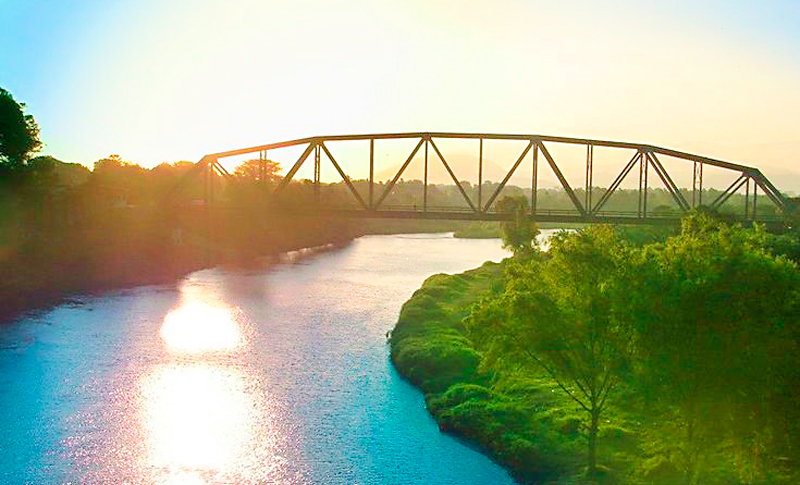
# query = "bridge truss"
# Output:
<box><xmin>185</xmin><ymin>132</ymin><xmax>791</xmax><ymax>225</ymax></box>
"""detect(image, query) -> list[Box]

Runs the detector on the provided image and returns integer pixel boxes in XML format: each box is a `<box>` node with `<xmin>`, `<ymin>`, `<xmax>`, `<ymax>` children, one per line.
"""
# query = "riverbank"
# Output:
<box><xmin>0</xmin><ymin>214</ymin><xmax>507</xmax><ymax>324</ymax></box>
<box><xmin>453</xmin><ymin>222</ymin><xmax>589</xmax><ymax>239</ymax></box>
<box><xmin>0</xmin><ymin>211</ymin><xmax>360</xmax><ymax>324</ymax></box>
<box><xmin>389</xmin><ymin>261</ymin><xmax>643</xmax><ymax>485</ymax></box>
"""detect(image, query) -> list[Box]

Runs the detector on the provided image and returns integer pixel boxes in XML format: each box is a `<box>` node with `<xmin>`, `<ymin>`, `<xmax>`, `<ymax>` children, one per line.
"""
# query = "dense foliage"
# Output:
<box><xmin>0</xmin><ymin>87</ymin><xmax>41</xmax><ymax>169</ymax></box>
<box><xmin>496</xmin><ymin>195</ymin><xmax>539</xmax><ymax>255</ymax></box>
<box><xmin>390</xmin><ymin>213</ymin><xmax>800</xmax><ymax>484</ymax></box>
<box><xmin>468</xmin><ymin>226</ymin><xmax>633</xmax><ymax>477</ymax></box>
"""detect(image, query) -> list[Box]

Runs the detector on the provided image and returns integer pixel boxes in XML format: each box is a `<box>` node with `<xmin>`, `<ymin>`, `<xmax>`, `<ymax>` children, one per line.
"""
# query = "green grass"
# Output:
<box><xmin>453</xmin><ymin>222</ymin><xmax>503</xmax><ymax>239</ymax></box>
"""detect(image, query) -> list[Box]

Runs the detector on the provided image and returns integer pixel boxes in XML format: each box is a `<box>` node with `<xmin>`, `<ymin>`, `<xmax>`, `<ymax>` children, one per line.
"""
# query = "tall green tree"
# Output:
<box><xmin>467</xmin><ymin>226</ymin><xmax>633</xmax><ymax>477</ymax></box>
<box><xmin>628</xmin><ymin>213</ymin><xmax>800</xmax><ymax>483</ymax></box>
<box><xmin>0</xmin><ymin>87</ymin><xmax>41</xmax><ymax>168</ymax></box>
<box><xmin>496</xmin><ymin>195</ymin><xmax>538</xmax><ymax>255</ymax></box>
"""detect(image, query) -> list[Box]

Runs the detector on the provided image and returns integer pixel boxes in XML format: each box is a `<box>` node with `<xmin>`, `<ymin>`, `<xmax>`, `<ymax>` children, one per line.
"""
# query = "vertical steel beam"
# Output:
<box><xmin>208</xmin><ymin>159</ymin><xmax>217</xmax><ymax>265</ymax></box>
<box><xmin>314</xmin><ymin>144</ymin><xmax>320</xmax><ymax>203</ymax></box>
<box><xmin>692</xmin><ymin>161</ymin><xmax>698</xmax><ymax>208</ymax></box>
<box><xmin>585</xmin><ymin>144</ymin><xmax>593</xmax><ymax>213</ymax></box>
<box><xmin>369</xmin><ymin>139</ymin><xmax>374</xmax><ymax>209</ymax></box>
<box><xmin>204</xmin><ymin>159</ymin><xmax>210</xmax><ymax>204</ymax></box>
<box><xmin>478</xmin><ymin>138</ymin><xmax>483</xmax><ymax>211</ymax></box>
<box><xmin>745</xmin><ymin>177</ymin><xmax>750</xmax><ymax>219</ymax></box>
<box><xmin>260</xmin><ymin>150</ymin><xmax>265</xmax><ymax>183</ymax></box>
<box><xmin>424</xmin><ymin>138</ymin><xmax>429</xmax><ymax>212</ymax></box>
<box><xmin>699</xmin><ymin>162</ymin><xmax>704</xmax><ymax>206</ymax></box>
<box><xmin>638</xmin><ymin>154</ymin><xmax>644</xmax><ymax>217</ymax></box>
<box><xmin>532</xmin><ymin>142</ymin><xmax>538</xmax><ymax>215</ymax></box>
<box><xmin>643</xmin><ymin>153</ymin><xmax>649</xmax><ymax>217</ymax></box>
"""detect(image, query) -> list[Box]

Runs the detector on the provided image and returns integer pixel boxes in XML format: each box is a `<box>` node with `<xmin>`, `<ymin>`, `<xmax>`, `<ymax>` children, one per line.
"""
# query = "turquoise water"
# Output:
<box><xmin>0</xmin><ymin>233</ymin><xmax>523</xmax><ymax>484</ymax></box>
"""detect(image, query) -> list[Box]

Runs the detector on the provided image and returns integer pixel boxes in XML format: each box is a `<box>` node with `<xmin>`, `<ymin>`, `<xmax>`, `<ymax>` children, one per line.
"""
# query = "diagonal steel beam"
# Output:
<box><xmin>319</xmin><ymin>142</ymin><xmax>368</xmax><ymax>210</ymax></box>
<box><xmin>374</xmin><ymin>138</ymin><xmax>425</xmax><ymax>209</ymax></box>
<box><xmin>751</xmin><ymin>170</ymin><xmax>788</xmax><ymax>211</ymax></box>
<box><xmin>429</xmin><ymin>138</ymin><xmax>477</xmax><ymax>212</ymax></box>
<box><xmin>274</xmin><ymin>142</ymin><xmax>316</xmax><ymax>193</ymax></box>
<box><xmin>212</xmin><ymin>160</ymin><xmax>233</xmax><ymax>178</ymax></box>
<box><xmin>482</xmin><ymin>141</ymin><xmax>533</xmax><ymax>212</ymax></box>
<box><xmin>537</xmin><ymin>141</ymin><xmax>586</xmax><ymax>215</ymax></box>
<box><xmin>646</xmin><ymin>152</ymin><xmax>690</xmax><ymax>211</ymax></box>
<box><xmin>710</xmin><ymin>174</ymin><xmax>747</xmax><ymax>209</ymax></box>
<box><xmin>593</xmin><ymin>151</ymin><xmax>641</xmax><ymax>213</ymax></box>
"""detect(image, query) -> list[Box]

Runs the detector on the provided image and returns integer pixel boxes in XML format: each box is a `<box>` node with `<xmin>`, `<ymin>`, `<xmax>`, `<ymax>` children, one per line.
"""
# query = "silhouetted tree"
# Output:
<box><xmin>234</xmin><ymin>158</ymin><xmax>281</xmax><ymax>181</ymax></box>
<box><xmin>0</xmin><ymin>87</ymin><xmax>41</xmax><ymax>169</ymax></box>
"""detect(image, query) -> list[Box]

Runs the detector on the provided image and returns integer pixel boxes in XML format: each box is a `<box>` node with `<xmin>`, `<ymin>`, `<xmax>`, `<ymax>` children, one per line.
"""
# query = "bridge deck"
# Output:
<box><xmin>190</xmin><ymin>204</ymin><xmax>785</xmax><ymax>226</ymax></box>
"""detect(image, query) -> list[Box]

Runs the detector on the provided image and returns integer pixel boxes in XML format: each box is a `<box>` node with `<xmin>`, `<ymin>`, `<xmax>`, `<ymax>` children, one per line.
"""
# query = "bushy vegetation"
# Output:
<box><xmin>390</xmin><ymin>213</ymin><xmax>800</xmax><ymax>484</ymax></box>
<box><xmin>0</xmin><ymin>86</ymin><xmax>365</xmax><ymax>321</ymax></box>
<box><xmin>453</xmin><ymin>221</ymin><xmax>503</xmax><ymax>239</ymax></box>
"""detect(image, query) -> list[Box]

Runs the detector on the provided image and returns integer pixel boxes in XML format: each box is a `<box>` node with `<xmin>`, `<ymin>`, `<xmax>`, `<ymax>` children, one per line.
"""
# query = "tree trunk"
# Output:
<box><xmin>588</xmin><ymin>411</ymin><xmax>599</xmax><ymax>478</ymax></box>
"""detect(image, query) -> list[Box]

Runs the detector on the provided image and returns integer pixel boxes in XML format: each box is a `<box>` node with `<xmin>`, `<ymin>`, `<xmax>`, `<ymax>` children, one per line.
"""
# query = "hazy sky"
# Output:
<box><xmin>2</xmin><ymin>0</ymin><xmax>799</xmax><ymax>188</ymax></box>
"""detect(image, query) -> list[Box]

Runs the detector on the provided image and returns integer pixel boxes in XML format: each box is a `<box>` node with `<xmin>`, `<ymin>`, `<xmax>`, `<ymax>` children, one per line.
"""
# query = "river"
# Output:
<box><xmin>0</xmin><ymin>232</ymin><xmax>557</xmax><ymax>484</ymax></box>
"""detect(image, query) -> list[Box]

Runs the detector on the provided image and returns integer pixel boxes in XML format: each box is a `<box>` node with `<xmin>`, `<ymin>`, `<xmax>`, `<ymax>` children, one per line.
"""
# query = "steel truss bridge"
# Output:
<box><xmin>183</xmin><ymin>132</ymin><xmax>792</xmax><ymax>225</ymax></box>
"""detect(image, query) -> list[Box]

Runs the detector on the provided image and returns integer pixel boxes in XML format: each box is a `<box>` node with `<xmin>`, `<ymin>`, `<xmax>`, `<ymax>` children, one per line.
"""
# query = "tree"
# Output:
<box><xmin>496</xmin><ymin>195</ymin><xmax>538</xmax><ymax>255</ymax></box>
<box><xmin>467</xmin><ymin>226</ymin><xmax>633</xmax><ymax>477</ymax></box>
<box><xmin>628</xmin><ymin>213</ymin><xmax>800</xmax><ymax>483</ymax></box>
<box><xmin>0</xmin><ymin>87</ymin><xmax>42</xmax><ymax>168</ymax></box>
<box><xmin>233</xmin><ymin>158</ymin><xmax>281</xmax><ymax>182</ymax></box>
<box><xmin>89</xmin><ymin>155</ymin><xmax>148</xmax><ymax>204</ymax></box>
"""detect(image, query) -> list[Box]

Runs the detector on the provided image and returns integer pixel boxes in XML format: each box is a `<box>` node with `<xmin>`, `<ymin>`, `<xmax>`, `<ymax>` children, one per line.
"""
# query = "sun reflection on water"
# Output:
<box><xmin>140</xmin><ymin>363</ymin><xmax>262</xmax><ymax>483</ymax></box>
<box><xmin>136</xmin><ymin>282</ymin><xmax>283</xmax><ymax>484</ymax></box>
<box><xmin>160</xmin><ymin>300</ymin><xmax>242</xmax><ymax>355</ymax></box>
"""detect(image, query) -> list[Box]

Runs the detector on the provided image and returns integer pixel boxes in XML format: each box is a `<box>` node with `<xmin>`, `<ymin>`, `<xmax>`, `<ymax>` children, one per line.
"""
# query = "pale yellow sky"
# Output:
<box><xmin>4</xmin><ymin>0</ymin><xmax>800</xmax><ymax>190</ymax></box>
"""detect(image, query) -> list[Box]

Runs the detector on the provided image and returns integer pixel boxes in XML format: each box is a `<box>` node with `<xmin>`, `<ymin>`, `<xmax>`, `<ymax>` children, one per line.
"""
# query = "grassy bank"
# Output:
<box><xmin>389</xmin><ymin>262</ymin><xmax>652</xmax><ymax>485</ymax></box>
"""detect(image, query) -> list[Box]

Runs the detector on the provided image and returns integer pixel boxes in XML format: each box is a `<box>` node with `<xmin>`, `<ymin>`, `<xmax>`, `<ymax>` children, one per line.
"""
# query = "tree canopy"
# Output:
<box><xmin>496</xmin><ymin>195</ymin><xmax>538</xmax><ymax>255</ymax></box>
<box><xmin>467</xmin><ymin>226</ymin><xmax>633</xmax><ymax>477</ymax></box>
<box><xmin>233</xmin><ymin>158</ymin><xmax>281</xmax><ymax>182</ymax></box>
<box><xmin>626</xmin><ymin>213</ymin><xmax>800</xmax><ymax>483</ymax></box>
<box><xmin>0</xmin><ymin>87</ymin><xmax>41</xmax><ymax>168</ymax></box>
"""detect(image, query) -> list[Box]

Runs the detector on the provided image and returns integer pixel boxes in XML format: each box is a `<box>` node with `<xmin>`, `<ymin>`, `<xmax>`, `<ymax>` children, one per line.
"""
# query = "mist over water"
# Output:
<box><xmin>0</xmin><ymin>233</ymin><xmax>568</xmax><ymax>484</ymax></box>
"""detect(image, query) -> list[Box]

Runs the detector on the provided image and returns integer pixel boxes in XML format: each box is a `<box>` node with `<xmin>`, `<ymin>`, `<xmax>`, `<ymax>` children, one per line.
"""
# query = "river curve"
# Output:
<box><xmin>0</xmin><ymin>233</ymin><xmax>522</xmax><ymax>484</ymax></box>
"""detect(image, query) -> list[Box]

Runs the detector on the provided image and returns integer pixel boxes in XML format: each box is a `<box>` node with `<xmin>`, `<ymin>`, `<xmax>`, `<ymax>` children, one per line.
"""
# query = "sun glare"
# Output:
<box><xmin>140</xmin><ymin>364</ymin><xmax>256</xmax><ymax>482</ymax></box>
<box><xmin>160</xmin><ymin>301</ymin><xmax>242</xmax><ymax>355</ymax></box>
